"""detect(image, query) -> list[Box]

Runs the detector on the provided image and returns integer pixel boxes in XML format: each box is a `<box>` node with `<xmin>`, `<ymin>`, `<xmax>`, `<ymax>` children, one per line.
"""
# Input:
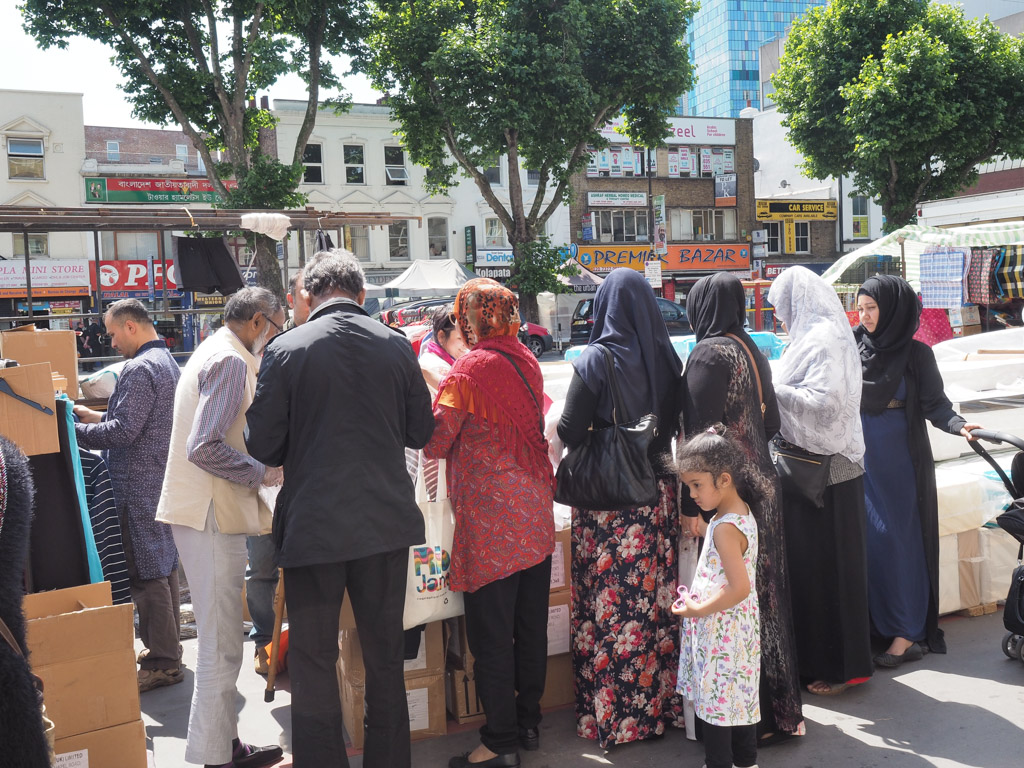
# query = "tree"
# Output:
<box><xmin>362</xmin><ymin>0</ymin><xmax>697</xmax><ymax>318</ymax></box>
<box><xmin>772</xmin><ymin>0</ymin><xmax>1024</xmax><ymax>229</ymax></box>
<box><xmin>21</xmin><ymin>0</ymin><xmax>365</xmax><ymax>298</ymax></box>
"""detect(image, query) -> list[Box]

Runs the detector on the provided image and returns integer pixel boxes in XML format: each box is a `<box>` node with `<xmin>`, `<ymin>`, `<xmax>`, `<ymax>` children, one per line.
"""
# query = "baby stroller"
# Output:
<box><xmin>967</xmin><ymin>430</ymin><xmax>1024</xmax><ymax>662</ymax></box>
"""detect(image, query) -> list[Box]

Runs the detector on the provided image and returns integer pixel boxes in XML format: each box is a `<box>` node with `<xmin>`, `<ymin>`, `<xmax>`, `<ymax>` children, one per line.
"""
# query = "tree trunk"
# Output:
<box><xmin>511</xmin><ymin>239</ymin><xmax>540</xmax><ymax>323</ymax></box>
<box><xmin>252</xmin><ymin>233</ymin><xmax>285</xmax><ymax>303</ymax></box>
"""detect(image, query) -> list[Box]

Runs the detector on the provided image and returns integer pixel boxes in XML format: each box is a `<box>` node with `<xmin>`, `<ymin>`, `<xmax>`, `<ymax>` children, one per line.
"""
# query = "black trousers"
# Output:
<box><xmin>463</xmin><ymin>556</ymin><xmax>552</xmax><ymax>755</ymax></box>
<box><xmin>702</xmin><ymin>718</ymin><xmax>757</xmax><ymax>768</ymax></box>
<box><xmin>284</xmin><ymin>549</ymin><xmax>410</xmax><ymax>768</ymax></box>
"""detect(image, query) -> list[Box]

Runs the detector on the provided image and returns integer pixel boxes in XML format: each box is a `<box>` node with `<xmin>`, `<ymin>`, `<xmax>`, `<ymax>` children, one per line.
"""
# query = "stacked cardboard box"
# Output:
<box><xmin>0</xmin><ymin>325</ymin><xmax>79</xmax><ymax>398</ymax></box>
<box><xmin>444</xmin><ymin>527</ymin><xmax>575</xmax><ymax>725</ymax></box>
<box><xmin>336</xmin><ymin>621</ymin><xmax>447</xmax><ymax>749</ymax></box>
<box><xmin>949</xmin><ymin>305</ymin><xmax>982</xmax><ymax>338</ymax></box>
<box><xmin>23</xmin><ymin>582</ymin><xmax>147</xmax><ymax>768</ymax></box>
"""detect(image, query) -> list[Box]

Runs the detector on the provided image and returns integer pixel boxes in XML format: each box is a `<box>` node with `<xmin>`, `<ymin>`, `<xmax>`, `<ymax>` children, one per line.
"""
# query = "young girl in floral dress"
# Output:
<box><xmin>674</xmin><ymin>425</ymin><xmax>762</xmax><ymax>768</ymax></box>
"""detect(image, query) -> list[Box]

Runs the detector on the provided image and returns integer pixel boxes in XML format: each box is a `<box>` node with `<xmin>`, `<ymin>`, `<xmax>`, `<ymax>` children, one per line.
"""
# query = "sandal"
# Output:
<box><xmin>138</xmin><ymin>667</ymin><xmax>184</xmax><ymax>693</ymax></box>
<box><xmin>806</xmin><ymin>680</ymin><xmax>855</xmax><ymax>696</ymax></box>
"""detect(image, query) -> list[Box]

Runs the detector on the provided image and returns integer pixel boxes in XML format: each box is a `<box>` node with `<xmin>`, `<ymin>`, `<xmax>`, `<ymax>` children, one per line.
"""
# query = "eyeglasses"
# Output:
<box><xmin>263</xmin><ymin>313</ymin><xmax>285</xmax><ymax>336</ymax></box>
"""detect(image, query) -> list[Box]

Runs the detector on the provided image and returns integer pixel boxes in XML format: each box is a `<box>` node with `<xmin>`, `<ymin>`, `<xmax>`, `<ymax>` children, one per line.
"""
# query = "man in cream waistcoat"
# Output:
<box><xmin>156</xmin><ymin>287</ymin><xmax>286</xmax><ymax>768</ymax></box>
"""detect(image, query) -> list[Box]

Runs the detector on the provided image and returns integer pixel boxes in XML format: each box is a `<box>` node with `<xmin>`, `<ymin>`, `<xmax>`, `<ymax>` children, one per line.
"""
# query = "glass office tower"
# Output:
<box><xmin>679</xmin><ymin>0</ymin><xmax>828</xmax><ymax>118</ymax></box>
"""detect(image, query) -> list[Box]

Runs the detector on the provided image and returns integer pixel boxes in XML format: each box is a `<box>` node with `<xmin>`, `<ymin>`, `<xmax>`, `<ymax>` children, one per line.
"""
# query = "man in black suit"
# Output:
<box><xmin>246</xmin><ymin>249</ymin><xmax>434</xmax><ymax>768</ymax></box>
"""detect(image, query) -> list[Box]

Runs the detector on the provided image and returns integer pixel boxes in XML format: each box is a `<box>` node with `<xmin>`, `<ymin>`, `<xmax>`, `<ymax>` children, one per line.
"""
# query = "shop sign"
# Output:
<box><xmin>764</xmin><ymin>262</ymin><xmax>832</xmax><ymax>279</ymax></box>
<box><xmin>0</xmin><ymin>259</ymin><xmax>91</xmax><ymax>298</ymax></box>
<box><xmin>476</xmin><ymin>250</ymin><xmax>514</xmax><ymax>266</ymax></box>
<box><xmin>597</xmin><ymin>116</ymin><xmax>736</xmax><ymax>146</ymax></box>
<box><xmin>49</xmin><ymin>300</ymin><xmax>82</xmax><ymax>314</ymax></box>
<box><xmin>474</xmin><ymin>266</ymin><xmax>511</xmax><ymax>280</ymax></box>
<box><xmin>85</xmin><ymin>176</ymin><xmax>238</xmax><ymax>204</ymax></box>
<box><xmin>644</xmin><ymin>260</ymin><xmax>663</xmax><ymax>288</ymax></box>
<box><xmin>756</xmin><ymin>200</ymin><xmax>837</xmax><ymax>221</ymax></box>
<box><xmin>587</xmin><ymin>191</ymin><xmax>648</xmax><ymax>207</ymax></box>
<box><xmin>192</xmin><ymin>294</ymin><xmax>227</xmax><ymax>308</ymax></box>
<box><xmin>89</xmin><ymin>260</ymin><xmax>183</xmax><ymax>299</ymax></box>
<box><xmin>653</xmin><ymin>195</ymin><xmax>667</xmax><ymax>256</ymax></box>
<box><xmin>564</xmin><ymin>243</ymin><xmax>750</xmax><ymax>273</ymax></box>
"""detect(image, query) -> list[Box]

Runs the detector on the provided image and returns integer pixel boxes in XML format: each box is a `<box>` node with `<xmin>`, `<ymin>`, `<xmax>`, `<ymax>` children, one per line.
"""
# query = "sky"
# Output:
<box><xmin>0</xmin><ymin>3</ymin><xmax>383</xmax><ymax>130</ymax></box>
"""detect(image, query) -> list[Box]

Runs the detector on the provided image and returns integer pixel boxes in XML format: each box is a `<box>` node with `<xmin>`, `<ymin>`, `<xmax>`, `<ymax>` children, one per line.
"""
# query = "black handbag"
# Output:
<box><xmin>555</xmin><ymin>346</ymin><xmax>659</xmax><ymax>511</ymax></box>
<box><xmin>769</xmin><ymin>434</ymin><xmax>832</xmax><ymax>508</ymax></box>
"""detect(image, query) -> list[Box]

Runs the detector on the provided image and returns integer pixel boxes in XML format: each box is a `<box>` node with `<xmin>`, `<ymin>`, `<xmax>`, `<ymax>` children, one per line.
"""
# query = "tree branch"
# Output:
<box><xmin>505</xmin><ymin>128</ymin><xmax>530</xmax><ymax>241</ymax></box>
<box><xmin>526</xmin><ymin>158</ymin><xmax>552</xmax><ymax>223</ymax></box>
<box><xmin>198</xmin><ymin>0</ymin><xmax>235</xmax><ymax>132</ymax></box>
<box><xmin>291</xmin><ymin>6</ymin><xmax>327</xmax><ymax>166</ymax></box>
<box><xmin>537</xmin><ymin>106</ymin><xmax>613</xmax><ymax>226</ymax></box>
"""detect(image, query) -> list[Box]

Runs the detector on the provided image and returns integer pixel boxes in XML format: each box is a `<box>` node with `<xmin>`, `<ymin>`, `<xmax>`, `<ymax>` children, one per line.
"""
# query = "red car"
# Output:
<box><xmin>401</xmin><ymin>316</ymin><xmax>552</xmax><ymax>359</ymax></box>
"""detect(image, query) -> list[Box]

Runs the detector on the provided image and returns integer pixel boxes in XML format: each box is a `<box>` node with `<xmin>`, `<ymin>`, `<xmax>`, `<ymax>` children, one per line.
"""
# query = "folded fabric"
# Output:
<box><xmin>241</xmin><ymin>212</ymin><xmax>291</xmax><ymax>241</ymax></box>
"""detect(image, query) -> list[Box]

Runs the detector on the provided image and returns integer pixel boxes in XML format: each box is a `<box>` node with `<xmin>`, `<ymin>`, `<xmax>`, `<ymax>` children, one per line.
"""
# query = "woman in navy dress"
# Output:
<box><xmin>854</xmin><ymin>276</ymin><xmax>981</xmax><ymax>666</ymax></box>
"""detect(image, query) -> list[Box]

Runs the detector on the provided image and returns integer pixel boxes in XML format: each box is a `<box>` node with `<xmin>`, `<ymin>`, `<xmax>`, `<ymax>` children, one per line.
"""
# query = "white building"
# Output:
<box><xmin>272</xmin><ymin>100</ymin><xmax>571</xmax><ymax>284</ymax></box>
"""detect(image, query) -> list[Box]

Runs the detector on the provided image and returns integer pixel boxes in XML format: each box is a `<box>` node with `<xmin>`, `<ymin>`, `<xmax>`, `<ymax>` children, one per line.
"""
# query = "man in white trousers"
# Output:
<box><xmin>156</xmin><ymin>287</ymin><xmax>286</xmax><ymax>768</ymax></box>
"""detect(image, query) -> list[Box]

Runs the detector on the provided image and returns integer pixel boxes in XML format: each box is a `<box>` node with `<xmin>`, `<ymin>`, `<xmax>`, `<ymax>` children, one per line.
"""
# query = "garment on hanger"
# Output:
<box><xmin>79</xmin><ymin>450</ymin><xmax>131</xmax><ymax>605</ymax></box>
<box><xmin>61</xmin><ymin>396</ymin><xmax>103</xmax><ymax>584</ymax></box>
<box><xmin>175</xmin><ymin>236</ymin><xmax>245</xmax><ymax>295</ymax></box>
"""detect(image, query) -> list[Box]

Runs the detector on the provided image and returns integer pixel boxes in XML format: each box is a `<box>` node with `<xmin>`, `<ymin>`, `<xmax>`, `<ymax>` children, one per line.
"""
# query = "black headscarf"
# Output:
<box><xmin>572</xmin><ymin>269</ymin><xmax>682</xmax><ymax>423</ymax></box>
<box><xmin>687</xmin><ymin>272</ymin><xmax>759</xmax><ymax>355</ymax></box>
<box><xmin>854</xmin><ymin>274</ymin><xmax>921</xmax><ymax>415</ymax></box>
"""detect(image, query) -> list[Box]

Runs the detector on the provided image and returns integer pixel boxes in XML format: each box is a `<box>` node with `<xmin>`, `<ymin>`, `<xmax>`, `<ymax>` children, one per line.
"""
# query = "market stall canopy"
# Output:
<box><xmin>558</xmin><ymin>260</ymin><xmax>605</xmax><ymax>294</ymax></box>
<box><xmin>364</xmin><ymin>258</ymin><xmax>476</xmax><ymax>299</ymax></box>
<box><xmin>821</xmin><ymin>222</ymin><xmax>1024</xmax><ymax>289</ymax></box>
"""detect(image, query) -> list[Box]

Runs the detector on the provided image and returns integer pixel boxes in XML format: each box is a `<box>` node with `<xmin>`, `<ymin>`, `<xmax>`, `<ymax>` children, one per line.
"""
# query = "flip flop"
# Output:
<box><xmin>806</xmin><ymin>680</ymin><xmax>852</xmax><ymax>696</ymax></box>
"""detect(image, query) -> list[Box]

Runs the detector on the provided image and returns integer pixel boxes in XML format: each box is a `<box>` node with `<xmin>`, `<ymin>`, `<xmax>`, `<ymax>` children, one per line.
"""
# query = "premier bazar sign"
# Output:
<box><xmin>562</xmin><ymin>243</ymin><xmax>750</xmax><ymax>273</ymax></box>
<box><xmin>85</xmin><ymin>177</ymin><xmax>238</xmax><ymax>204</ymax></box>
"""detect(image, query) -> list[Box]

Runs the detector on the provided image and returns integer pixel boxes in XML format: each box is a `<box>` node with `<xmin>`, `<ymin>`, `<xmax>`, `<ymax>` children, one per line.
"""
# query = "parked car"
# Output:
<box><xmin>569</xmin><ymin>297</ymin><xmax>692</xmax><ymax>345</ymax></box>
<box><xmin>518</xmin><ymin>316</ymin><xmax>554</xmax><ymax>359</ymax></box>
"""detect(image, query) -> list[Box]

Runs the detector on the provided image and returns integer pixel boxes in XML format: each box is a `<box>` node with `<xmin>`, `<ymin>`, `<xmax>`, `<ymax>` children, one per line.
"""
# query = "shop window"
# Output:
<box><xmin>764</xmin><ymin>222</ymin><xmax>781</xmax><ymax>254</ymax></box>
<box><xmin>669</xmin><ymin>208</ymin><xmax>736</xmax><ymax>241</ymax></box>
<box><xmin>428</xmin><ymin>217</ymin><xmax>449</xmax><ymax>258</ymax></box>
<box><xmin>527</xmin><ymin>168</ymin><xmax>540</xmax><ymax>186</ymax></box>
<box><xmin>116</xmin><ymin>232</ymin><xmax>160</xmax><ymax>260</ymax></box>
<box><xmin>596</xmin><ymin>209</ymin><xmax>648</xmax><ymax>243</ymax></box>
<box><xmin>13</xmin><ymin>233</ymin><xmax>49</xmax><ymax>257</ymax></box>
<box><xmin>302</xmin><ymin>143</ymin><xmax>323</xmax><ymax>184</ymax></box>
<box><xmin>344</xmin><ymin>145</ymin><xmax>365</xmax><ymax>184</ymax></box>
<box><xmin>106</xmin><ymin>140</ymin><xmax>120</xmax><ymax>162</ymax></box>
<box><xmin>852</xmin><ymin>195</ymin><xmax>869</xmax><ymax>239</ymax></box>
<box><xmin>344</xmin><ymin>225</ymin><xmax>370</xmax><ymax>261</ymax></box>
<box><xmin>385</xmin><ymin>146</ymin><xmax>409</xmax><ymax>185</ymax></box>
<box><xmin>484</xmin><ymin>165</ymin><xmax>501</xmax><ymax>186</ymax></box>
<box><xmin>484</xmin><ymin>217</ymin><xmax>506</xmax><ymax>248</ymax></box>
<box><xmin>388</xmin><ymin>220</ymin><xmax>410</xmax><ymax>259</ymax></box>
<box><xmin>8</xmin><ymin>137</ymin><xmax>44</xmax><ymax>179</ymax></box>
<box><xmin>794</xmin><ymin>221</ymin><xmax>810</xmax><ymax>253</ymax></box>
<box><xmin>176</xmin><ymin>144</ymin><xmax>189</xmax><ymax>164</ymax></box>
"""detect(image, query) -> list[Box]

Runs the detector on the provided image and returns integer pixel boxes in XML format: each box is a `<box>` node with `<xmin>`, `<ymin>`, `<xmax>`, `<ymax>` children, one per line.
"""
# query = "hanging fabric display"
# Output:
<box><xmin>996</xmin><ymin>245</ymin><xmax>1024</xmax><ymax>299</ymax></box>
<box><xmin>966</xmin><ymin>247</ymin><xmax>1001</xmax><ymax>304</ymax></box>
<box><xmin>919</xmin><ymin>248</ymin><xmax>967</xmax><ymax>309</ymax></box>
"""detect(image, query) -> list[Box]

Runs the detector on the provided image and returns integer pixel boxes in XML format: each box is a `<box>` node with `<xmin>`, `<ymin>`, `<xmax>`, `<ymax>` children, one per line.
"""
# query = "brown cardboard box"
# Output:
<box><xmin>339</xmin><ymin>593</ymin><xmax>355</xmax><ymax>630</ymax></box>
<box><xmin>539</xmin><ymin>653</ymin><xmax>574</xmax><ymax>709</ymax></box>
<box><xmin>443</xmin><ymin>616</ymin><xmax>473</xmax><ymax>670</ymax></box>
<box><xmin>550</xmin><ymin>527</ymin><xmax>571</xmax><ymax>592</ymax></box>
<box><xmin>23</xmin><ymin>583</ymin><xmax>141</xmax><ymax>739</ymax></box>
<box><xmin>0</xmin><ymin>362</ymin><xmax>59</xmax><ymax>456</ymax></box>
<box><xmin>339</xmin><ymin>621</ymin><xmax>444</xmax><ymax>685</ymax></box>
<box><xmin>53</xmin><ymin>718</ymin><xmax>147</xmax><ymax>768</ymax></box>
<box><xmin>338</xmin><ymin>665</ymin><xmax>447</xmax><ymax>750</ymax></box>
<box><xmin>547</xmin><ymin>588</ymin><xmax>571</xmax><ymax>656</ymax></box>
<box><xmin>0</xmin><ymin>325</ymin><xmax>78</xmax><ymax>398</ymax></box>
<box><xmin>961</xmin><ymin>324</ymin><xmax>983</xmax><ymax>337</ymax></box>
<box><xmin>445</xmin><ymin>665</ymin><xmax>486</xmax><ymax>724</ymax></box>
<box><xmin>939</xmin><ymin>529</ymin><xmax>986</xmax><ymax>614</ymax></box>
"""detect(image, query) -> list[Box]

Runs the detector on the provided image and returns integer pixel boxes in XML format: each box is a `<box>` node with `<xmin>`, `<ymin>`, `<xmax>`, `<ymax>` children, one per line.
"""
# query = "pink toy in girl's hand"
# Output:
<box><xmin>673</xmin><ymin>585</ymin><xmax>690</xmax><ymax>611</ymax></box>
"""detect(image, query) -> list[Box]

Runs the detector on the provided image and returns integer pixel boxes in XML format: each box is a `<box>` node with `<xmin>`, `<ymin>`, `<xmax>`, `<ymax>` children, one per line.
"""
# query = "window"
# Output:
<box><xmin>388</xmin><ymin>220</ymin><xmax>410</xmax><ymax>259</ymax></box>
<box><xmin>302</xmin><ymin>143</ymin><xmax>323</xmax><ymax>183</ymax></box>
<box><xmin>527</xmin><ymin>168</ymin><xmax>540</xmax><ymax>186</ymax></box>
<box><xmin>344</xmin><ymin>225</ymin><xmax>370</xmax><ymax>260</ymax></box>
<box><xmin>106</xmin><ymin>141</ymin><xmax>120</xmax><ymax>162</ymax></box>
<box><xmin>13</xmin><ymin>233</ymin><xmax>48</xmax><ymax>257</ymax></box>
<box><xmin>197</xmin><ymin>153</ymin><xmax>206</xmax><ymax>174</ymax></box>
<box><xmin>385</xmin><ymin>146</ymin><xmax>409</xmax><ymax>185</ymax></box>
<box><xmin>148</xmin><ymin>156</ymin><xmax>162</xmax><ymax>164</ymax></box>
<box><xmin>8</xmin><ymin>138</ymin><xmax>44</xmax><ymax>179</ymax></box>
<box><xmin>175</xmin><ymin>144</ymin><xmax>189</xmax><ymax>164</ymax></box>
<box><xmin>852</xmin><ymin>195</ymin><xmax>869</xmax><ymax>239</ymax></box>
<box><xmin>484</xmin><ymin>217</ymin><xmax>506</xmax><ymax>248</ymax></box>
<box><xmin>794</xmin><ymin>221</ymin><xmax>810</xmax><ymax>253</ymax></box>
<box><xmin>595</xmin><ymin>209</ymin><xmax>648</xmax><ymax>243</ymax></box>
<box><xmin>484</xmin><ymin>165</ymin><xmax>501</xmax><ymax>186</ymax></box>
<box><xmin>428</xmin><ymin>218</ymin><xmax>449</xmax><ymax>259</ymax></box>
<box><xmin>669</xmin><ymin>208</ymin><xmax>736</xmax><ymax>241</ymax></box>
<box><xmin>343</xmin><ymin>145</ymin><xmax>365</xmax><ymax>184</ymax></box>
<box><xmin>587</xmin><ymin>146</ymin><xmax>653</xmax><ymax>178</ymax></box>
<box><xmin>763</xmin><ymin>222</ymin><xmax>781</xmax><ymax>254</ymax></box>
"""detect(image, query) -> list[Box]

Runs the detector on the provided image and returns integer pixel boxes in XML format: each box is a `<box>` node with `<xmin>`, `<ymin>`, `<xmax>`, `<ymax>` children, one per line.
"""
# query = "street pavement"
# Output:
<box><xmin>140</xmin><ymin>607</ymin><xmax>1024</xmax><ymax>767</ymax></box>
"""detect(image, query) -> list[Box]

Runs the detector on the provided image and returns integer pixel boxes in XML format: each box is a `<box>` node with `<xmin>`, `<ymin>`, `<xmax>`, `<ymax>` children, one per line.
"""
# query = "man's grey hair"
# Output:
<box><xmin>303</xmin><ymin>248</ymin><xmax>365</xmax><ymax>299</ymax></box>
<box><xmin>105</xmin><ymin>298</ymin><xmax>151</xmax><ymax>326</ymax></box>
<box><xmin>223</xmin><ymin>287</ymin><xmax>282</xmax><ymax>324</ymax></box>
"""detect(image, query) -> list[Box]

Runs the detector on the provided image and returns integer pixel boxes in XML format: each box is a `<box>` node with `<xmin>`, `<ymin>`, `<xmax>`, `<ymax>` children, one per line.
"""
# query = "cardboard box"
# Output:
<box><xmin>444</xmin><ymin>616</ymin><xmax>473</xmax><ymax>670</ymax></box>
<box><xmin>339</xmin><ymin>621</ymin><xmax>444</xmax><ymax>685</ymax></box>
<box><xmin>550</xmin><ymin>528</ymin><xmax>571</xmax><ymax>592</ymax></box>
<box><xmin>24</xmin><ymin>583</ymin><xmax>141</xmax><ymax>739</ymax></box>
<box><xmin>53</xmin><ymin>718</ymin><xmax>147</xmax><ymax>768</ymax></box>
<box><xmin>980</xmin><ymin>525</ymin><xmax>1022</xmax><ymax>604</ymax></box>
<box><xmin>547</xmin><ymin>589</ymin><xmax>571</xmax><ymax>656</ymax></box>
<box><xmin>539</xmin><ymin>653</ymin><xmax>574</xmax><ymax>709</ymax></box>
<box><xmin>339</xmin><ymin>594</ymin><xmax>355</xmax><ymax>630</ymax></box>
<box><xmin>447</xmin><ymin>652</ymin><xmax>574</xmax><ymax>722</ymax></box>
<box><xmin>0</xmin><ymin>325</ymin><xmax>78</xmax><ymax>398</ymax></box>
<box><xmin>338</xmin><ymin>666</ymin><xmax>446</xmax><ymax>750</ymax></box>
<box><xmin>0</xmin><ymin>362</ymin><xmax>59</xmax><ymax>456</ymax></box>
<box><xmin>939</xmin><ymin>529</ymin><xmax>986</xmax><ymax>614</ymax></box>
<box><xmin>961</xmin><ymin>324</ymin><xmax>983</xmax><ymax>337</ymax></box>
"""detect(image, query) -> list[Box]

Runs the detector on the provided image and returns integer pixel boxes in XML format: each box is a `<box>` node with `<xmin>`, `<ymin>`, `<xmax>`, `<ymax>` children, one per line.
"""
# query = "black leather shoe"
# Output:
<box><xmin>518</xmin><ymin>727</ymin><xmax>539</xmax><ymax>751</ymax></box>
<box><xmin>448</xmin><ymin>751</ymin><xmax>521</xmax><ymax>768</ymax></box>
<box><xmin>873</xmin><ymin>643</ymin><xmax>924</xmax><ymax>669</ymax></box>
<box><xmin>231</xmin><ymin>740</ymin><xmax>284</xmax><ymax>768</ymax></box>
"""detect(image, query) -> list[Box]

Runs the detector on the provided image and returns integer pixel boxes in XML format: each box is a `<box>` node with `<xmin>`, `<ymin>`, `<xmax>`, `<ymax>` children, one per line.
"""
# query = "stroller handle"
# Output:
<box><xmin>969</xmin><ymin>429</ymin><xmax>1024</xmax><ymax>452</ymax></box>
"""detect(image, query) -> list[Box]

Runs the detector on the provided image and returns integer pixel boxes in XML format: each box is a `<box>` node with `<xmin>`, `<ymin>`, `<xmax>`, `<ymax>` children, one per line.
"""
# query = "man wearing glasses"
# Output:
<box><xmin>156</xmin><ymin>287</ymin><xmax>287</xmax><ymax>768</ymax></box>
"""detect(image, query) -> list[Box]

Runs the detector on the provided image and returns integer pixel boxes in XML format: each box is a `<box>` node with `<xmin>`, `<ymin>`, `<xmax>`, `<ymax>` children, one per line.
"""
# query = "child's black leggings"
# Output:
<box><xmin>701</xmin><ymin>718</ymin><xmax>757</xmax><ymax>768</ymax></box>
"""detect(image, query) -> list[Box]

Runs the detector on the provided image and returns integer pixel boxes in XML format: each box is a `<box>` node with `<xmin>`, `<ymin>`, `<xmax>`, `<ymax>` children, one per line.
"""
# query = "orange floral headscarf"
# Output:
<box><xmin>453</xmin><ymin>278</ymin><xmax>521</xmax><ymax>347</ymax></box>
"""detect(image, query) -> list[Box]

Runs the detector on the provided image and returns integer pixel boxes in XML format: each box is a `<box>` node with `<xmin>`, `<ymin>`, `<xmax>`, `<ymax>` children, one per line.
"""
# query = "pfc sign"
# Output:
<box><xmin>757</xmin><ymin>200</ymin><xmax>838</xmax><ymax>221</ymax></box>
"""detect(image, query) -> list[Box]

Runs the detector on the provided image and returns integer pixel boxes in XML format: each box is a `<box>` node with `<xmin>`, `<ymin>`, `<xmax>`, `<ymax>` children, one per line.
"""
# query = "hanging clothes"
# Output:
<box><xmin>61</xmin><ymin>395</ymin><xmax>103</xmax><ymax>584</ymax></box>
<box><xmin>79</xmin><ymin>450</ymin><xmax>132</xmax><ymax>605</ymax></box>
<box><xmin>175</xmin><ymin>237</ymin><xmax>245</xmax><ymax>295</ymax></box>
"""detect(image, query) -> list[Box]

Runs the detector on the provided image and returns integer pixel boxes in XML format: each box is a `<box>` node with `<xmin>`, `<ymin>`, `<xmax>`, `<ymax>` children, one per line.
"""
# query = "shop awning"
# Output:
<box><xmin>821</xmin><ymin>222</ymin><xmax>1024</xmax><ymax>289</ymax></box>
<box><xmin>558</xmin><ymin>259</ymin><xmax>605</xmax><ymax>293</ymax></box>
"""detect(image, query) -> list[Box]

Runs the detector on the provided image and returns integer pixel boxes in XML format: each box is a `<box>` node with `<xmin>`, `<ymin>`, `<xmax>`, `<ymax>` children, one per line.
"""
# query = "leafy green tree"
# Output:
<box><xmin>772</xmin><ymin>0</ymin><xmax>1024</xmax><ymax>229</ymax></box>
<box><xmin>21</xmin><ymin>0</ymin><xmax>364</xmax><ymax>297</ymax></box>
<box><xmin>362</xmin><ymin>0</ymin><xmax>696</xmax><ymax>318</ymax></box>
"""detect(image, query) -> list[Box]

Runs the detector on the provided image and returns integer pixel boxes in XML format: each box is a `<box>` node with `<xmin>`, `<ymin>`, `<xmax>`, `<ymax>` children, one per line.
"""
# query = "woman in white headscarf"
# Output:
<box><xmin>767</xmin><ymin>266</ymin><xmax>873</xmax><ymax>696</ymax></box>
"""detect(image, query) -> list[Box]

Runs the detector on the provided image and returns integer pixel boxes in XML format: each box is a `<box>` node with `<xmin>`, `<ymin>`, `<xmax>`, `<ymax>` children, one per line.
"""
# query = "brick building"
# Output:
<box><xmin>567</xmin><ymin>115</ymin><xmax>756</xmax><ymax>302</ymax></box>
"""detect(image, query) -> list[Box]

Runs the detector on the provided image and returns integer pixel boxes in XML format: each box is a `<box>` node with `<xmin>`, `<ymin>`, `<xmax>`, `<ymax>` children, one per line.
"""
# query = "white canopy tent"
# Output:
<box><xmin>364</xmin><ymin>258</ymin><xmax>477</xmax><ymax>298</ymax></box>
<box><xmin>821</xmin><ymin>222</ymin><xmax>1024</xmax><ymax>289</ymax></box>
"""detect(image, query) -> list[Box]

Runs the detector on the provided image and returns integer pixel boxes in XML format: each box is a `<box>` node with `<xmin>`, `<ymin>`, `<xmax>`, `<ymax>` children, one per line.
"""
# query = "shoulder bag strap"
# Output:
<box><xmin>494</xmin><ymin>350</ymin><xmax>545</xmax><ymax>437</ymax></box>
<box><xmin>725</xmin><ymin>333</ymin><xmax>766</xmax><ymax>420</ymax></box>
<box><xmin>0</xmin><ymin>615</ymin><xmax>24</xmax><ymax>657</ymax></box>
<box><xmin>598</xmin><ymin>344</ymin><xmax>631</xmax><ymax>425</ymax></box>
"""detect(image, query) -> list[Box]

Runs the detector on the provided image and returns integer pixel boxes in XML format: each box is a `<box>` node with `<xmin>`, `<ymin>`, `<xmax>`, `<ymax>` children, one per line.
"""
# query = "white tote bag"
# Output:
<box><xmin>403</xmin><ymin>458</ymin><xmax>464</xmax><ymax>629</ymax></box>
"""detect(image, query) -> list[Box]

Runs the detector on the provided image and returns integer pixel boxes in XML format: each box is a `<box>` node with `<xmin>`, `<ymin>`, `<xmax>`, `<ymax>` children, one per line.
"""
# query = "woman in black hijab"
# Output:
<box><xmin>855</xmin><ymin>275</ymin><xmax>981</xmax><ymax>666</ymax></box>
<box><xmin>558</xmin><ymin>268</ymin><xmax>684</xmax><ymax>748</ymax></box>
<box><xmin>681</xmin><ymin>272</ymin><xmax>804</xmax><ymax>744</ymax></box>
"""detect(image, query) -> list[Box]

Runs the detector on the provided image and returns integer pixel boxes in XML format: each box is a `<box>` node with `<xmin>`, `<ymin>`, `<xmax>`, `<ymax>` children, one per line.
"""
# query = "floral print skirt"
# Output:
<box><xmin>571</xmin><ymin>478</ymin><xmax>685</xmax><ymax>748</ymax></box>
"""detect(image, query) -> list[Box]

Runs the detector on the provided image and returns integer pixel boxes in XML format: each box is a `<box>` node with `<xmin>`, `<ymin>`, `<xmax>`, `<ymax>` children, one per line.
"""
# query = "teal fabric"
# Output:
<box><xmin>61</xmin><ymin>394</ymin><xmax>103</xmax><ymax>583</ymax></box>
